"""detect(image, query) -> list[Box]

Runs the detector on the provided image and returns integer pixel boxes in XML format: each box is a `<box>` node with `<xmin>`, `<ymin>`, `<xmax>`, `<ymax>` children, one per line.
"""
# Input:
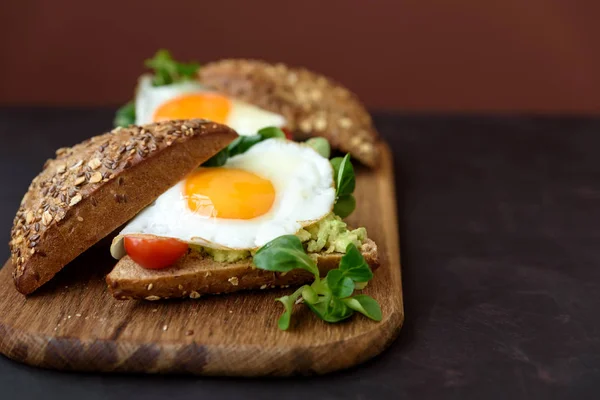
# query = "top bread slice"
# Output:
<box><xmin>106</xmin><ymin>239</ymin><xmax>379</xmax><ymax>300</ymax></box>
<box><xmin>198</xmin><ymin>59</ymin><xmax>381</xmax><ymax>167</ymax></box>
<box><xmin>10</xmin><ymin>119</ymin><xmax>237</xmax><ymax>295</ymax></box>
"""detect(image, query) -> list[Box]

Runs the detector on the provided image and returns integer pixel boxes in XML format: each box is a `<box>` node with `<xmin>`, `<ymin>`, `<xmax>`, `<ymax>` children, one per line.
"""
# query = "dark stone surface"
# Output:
<box><xmin>0</xmin><ymin>108</ymin><xmax>599</xmax><ymax>399</ymax></box>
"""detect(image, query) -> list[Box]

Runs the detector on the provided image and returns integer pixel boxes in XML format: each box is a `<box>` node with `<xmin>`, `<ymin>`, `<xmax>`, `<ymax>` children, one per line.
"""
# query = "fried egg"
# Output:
<box><xmin>134</xmin><ymin>75</ymin><xmax>286</xmax><ymax>136</ymax></box>
<box><xmin>111</xmin><ymin>139</ymin><xmax>335</xmax><ymax>256</ymax></box>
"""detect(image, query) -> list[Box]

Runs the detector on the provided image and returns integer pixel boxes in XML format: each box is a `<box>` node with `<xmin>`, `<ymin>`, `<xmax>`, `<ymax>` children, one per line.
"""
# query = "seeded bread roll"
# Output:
<box><xmin>199</xmin><ymin>59</ymin><xmax>380</xmax><ymax>167</ymax></box>
<box><xmin>10</xmin><ymin>120</ymin><xmax>237</xmax><ymax>295</ymax></box>
<box><xmin>106</xmin><ymin>239</ymin><xmax>379</xmax><ymax>300</ymax></box>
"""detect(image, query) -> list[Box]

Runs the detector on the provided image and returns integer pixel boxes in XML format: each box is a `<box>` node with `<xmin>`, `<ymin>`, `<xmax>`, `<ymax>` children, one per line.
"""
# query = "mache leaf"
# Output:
<box><xmin>114</xmin><ymin>101</ymin><xmax>136</xmax><ymax>128</ymax></box>
<box><xmin>144</xmin><ymin>49</ymin><xmax>200</xmax><ymax>86</ymax></box>
<box><xmin>339</xmin><ymin>243</ymin><xmax>373</xmax><ymax>282</ymax></box>
<box><xmin>202</xmin><ymin>147</ymin><xmax>229</xmax><ymax>167</ymax></box>
<box><xmin>301</xmin><ymin>285</ymin><xmax>319</xmax><ymax>305</ymax></box>
<box><xmin>305</xmin><ymin>137</ymin><xmax>331</xmax><ymax>158</ymax></box>
<box><xmin>333</xmin><ymin>194</ymin><xmax>356</xmax><ymax>218</ymax></box>
<box><xmin>331</xmin><ymin>153</ymin><xmax>355</xmax><ymax>197</ymax></box>
<box><xmin>257</xmin><ymin>126</ymin><xmax>286</xmax><ymax>140</ymax></box>
<box><xmin>275</xmin><ymin>285</ymin><xmax>308</xmax><ymax>331</ymax></box>
<box><xmin>344</xmin><ymin>295</ymin><xmax>382</xmax><ymax>321</ymax></box>
<box><xmin>275</xmin><ymin>295</ymin><xmax>294</xmax><ymax>330</ymax></box>
<box><xmin>326</xmin><ymin>269</ymin><xmax>355</xmax><ymax>299</ymax></box>
<box><xmin>307</xmin><ymin>297</ymin><xmax>354</xmax><ymax>323</ymax></box>
<box><xmin>253</xmin><ymin>235</ymin><xmax>319</xmax><ymax>277</ymax></box>
<box><xmin>227</xmin><ymin>135</ymin><xmax>262</xmax><ymax>158</ymax></box>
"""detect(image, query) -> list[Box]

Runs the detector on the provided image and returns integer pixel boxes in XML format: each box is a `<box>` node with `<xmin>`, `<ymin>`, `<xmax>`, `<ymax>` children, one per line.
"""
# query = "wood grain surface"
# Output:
<box><xmin>0</xmin><ymin>142</ymin><xmax>403</xmax><ymax>376</ymax></box>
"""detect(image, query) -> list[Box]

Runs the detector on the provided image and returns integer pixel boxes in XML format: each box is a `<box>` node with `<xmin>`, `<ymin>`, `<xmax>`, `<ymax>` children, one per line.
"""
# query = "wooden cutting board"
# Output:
<box><xmin>0</xmin><ymin>143</ymin><xmax>403</xmax><ymax>376</ymax></box>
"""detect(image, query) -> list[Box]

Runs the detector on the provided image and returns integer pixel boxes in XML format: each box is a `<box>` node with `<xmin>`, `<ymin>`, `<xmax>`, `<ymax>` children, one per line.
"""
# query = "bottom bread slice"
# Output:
<box><xmin>106</xmin><ymin>239</ymin><xmax>379</xmax><ymax>300</ymax></box>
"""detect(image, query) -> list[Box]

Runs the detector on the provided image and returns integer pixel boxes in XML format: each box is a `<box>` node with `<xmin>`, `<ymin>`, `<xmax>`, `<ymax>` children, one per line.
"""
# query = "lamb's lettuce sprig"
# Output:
<box><xmin>253</xmin><ymin>235</ymin><xmax>381</xmax><ymax>330</ymax></box>
<box><xmin>202</xmin><ymin>126</ymin><xmax>286</xmax><ymax>166</ymax></box>
<box><xmin>113</xmin><ymin>49</ymin><xmax>200</xmax><ymax>127</ymax></box>
<box><xmin>144</xmin><ymin>49</ymin><xmax>200</xmax><ymax>87</ymax></box>
<box><xmin>331</xmin><ymin>153</ymin><xmax>356</xmax><ymax>218</ymax></box>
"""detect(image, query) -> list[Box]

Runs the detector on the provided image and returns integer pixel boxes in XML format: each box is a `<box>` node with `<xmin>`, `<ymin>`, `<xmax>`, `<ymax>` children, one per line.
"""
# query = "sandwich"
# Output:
<box><xmin>115</xmin><ymin>50</ymin><xmax>381</xmax><ymax>167</ymax></box>
<box><xmin>9</xmin><ymin>51</ymin><xmax>384</xmax><ymax>330</ymax></box>
<box><xmin>106</xmin><ymin>132</ymin><xmax>380</xmax><ymax>300</ymax></box>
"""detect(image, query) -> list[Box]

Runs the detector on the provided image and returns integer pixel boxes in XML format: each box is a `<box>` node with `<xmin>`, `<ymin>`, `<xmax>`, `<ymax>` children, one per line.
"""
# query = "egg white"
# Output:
<box><xmin>111</xmin><ymin>139</ymin><xmax>335</xmax><ymax>257</ymax></box>
<box><xmin>134</xmin><ymin>75</ymin><xmax>286</xmax><ymax>136</ymax></box>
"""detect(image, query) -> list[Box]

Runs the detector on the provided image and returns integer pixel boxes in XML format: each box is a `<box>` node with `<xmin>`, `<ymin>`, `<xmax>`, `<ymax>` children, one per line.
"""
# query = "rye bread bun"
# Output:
<box><xmin>10</xmin><ymin>119</ymin><xmax>237</xmax><ymax>294</ymax></box>
<box><xmin>199</xmin><ymin>59</ymin><xmax>380</xmax><ymax>167</ymax></box>
<box><xmin>106</xmin><ymin>239</ymin><xmax>379</xmax><ymax>300</ymax></box>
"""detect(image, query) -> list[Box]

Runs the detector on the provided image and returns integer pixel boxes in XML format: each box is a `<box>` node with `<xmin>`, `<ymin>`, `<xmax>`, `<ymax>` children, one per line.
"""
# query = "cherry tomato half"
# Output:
<box><xmin>124</xmin><ymin>236</ymin><xmax>189</xmax><ymax>269</ymax></box>
<box><xmin>281</xmin><ymin>127</ymin><xmax>294</xmax><ymax>140</ymax></box>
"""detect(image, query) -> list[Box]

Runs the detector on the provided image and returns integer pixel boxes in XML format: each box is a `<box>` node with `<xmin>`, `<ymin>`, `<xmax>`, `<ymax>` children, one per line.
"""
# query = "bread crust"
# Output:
<box><xmin>106</xmin><ymin>239</ymin><xmax>379</xmax><ymax>300</ymax></box>
<box><xmin>199</xmin><ymin>59</ymin><xmax>380</xmax><ymax>167</ymax></box>
<box><xmin>10</xmin><ymin>119</ymin><xmax>237</xmax><ymax>294</ymax></box>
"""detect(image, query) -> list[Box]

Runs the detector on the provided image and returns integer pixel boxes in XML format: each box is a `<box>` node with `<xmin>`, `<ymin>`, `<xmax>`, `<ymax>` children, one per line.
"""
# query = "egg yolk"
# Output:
<box><xmin>184</xmin><ymin>168</ymin><xmax>275</xmax><ymax>219</ymax></box>
<box><xmin>152</xmin><ymin>93</ymin><xmax>231</xmax><ymax>123</ymax></box>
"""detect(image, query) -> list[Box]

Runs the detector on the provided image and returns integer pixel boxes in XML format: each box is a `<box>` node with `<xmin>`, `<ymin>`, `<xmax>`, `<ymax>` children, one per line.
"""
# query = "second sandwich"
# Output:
<box><xmin>107</xmin><ymin>125</ymin><xmax>378</xmax><ymax>301</ymax></box>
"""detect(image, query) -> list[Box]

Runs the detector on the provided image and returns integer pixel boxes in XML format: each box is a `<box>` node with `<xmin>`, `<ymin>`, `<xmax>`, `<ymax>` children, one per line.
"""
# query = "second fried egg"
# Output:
<box><xmin>135</xmin><ymin>75</ymin><xmax>286</xmax><ymax>136</ymax></box>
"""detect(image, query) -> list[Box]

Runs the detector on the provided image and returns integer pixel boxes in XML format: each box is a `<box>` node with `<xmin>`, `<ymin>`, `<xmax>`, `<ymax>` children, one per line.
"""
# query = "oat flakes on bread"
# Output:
<box><xmin>10</xmin><ymin>119</ymin><xmax>237</xmax><ymax>295</ymax></box>
<box><xmin>106</xmin><ymin>239</ymin><xmax>378</xmax><ymax>300</ymax></box>
<box><xmin>199</xmin><ymin>59</ymin><xmax>380</xmax><ymax>167</ymax></box>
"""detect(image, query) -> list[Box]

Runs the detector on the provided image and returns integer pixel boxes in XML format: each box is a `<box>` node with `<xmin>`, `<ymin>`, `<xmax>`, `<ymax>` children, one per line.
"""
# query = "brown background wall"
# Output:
<box><xmin>1</xmin><ymin>0</ymin><xmax>599</xmax><ymax>113</ymax></box>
